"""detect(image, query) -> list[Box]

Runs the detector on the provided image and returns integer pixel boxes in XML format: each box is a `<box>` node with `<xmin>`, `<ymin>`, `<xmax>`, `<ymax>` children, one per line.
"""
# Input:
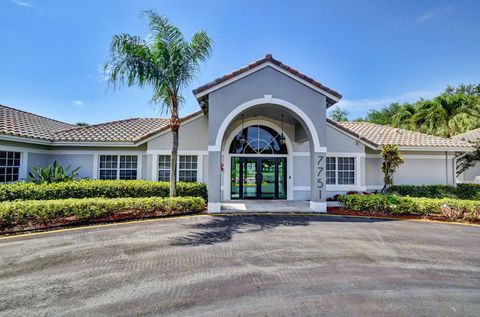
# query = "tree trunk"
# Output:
<box><xmin>170</xmin><ymin>98</ymin><xmax>180</xmax><ymax>197</ymax></box>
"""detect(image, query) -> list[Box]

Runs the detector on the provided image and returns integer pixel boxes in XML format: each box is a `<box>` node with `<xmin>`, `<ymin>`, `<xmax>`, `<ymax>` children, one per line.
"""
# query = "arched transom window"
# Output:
<box><xmin>229</xmin><ymin>125</ymin><xmax>288</xmax><ymax>154</ymax></box>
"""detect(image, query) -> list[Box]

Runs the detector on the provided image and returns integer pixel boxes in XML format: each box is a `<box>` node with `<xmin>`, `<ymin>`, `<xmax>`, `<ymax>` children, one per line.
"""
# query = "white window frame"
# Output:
<box><xmin>0</xmin><ymin>151</ymin><xmax>22</xmax><ymax>183</ymax></box>
<box><xmin>325</xmin><ymin>154</ymin><xmax>359</xmax><ymax>190</ymax></box>
<box><xmin>98</xmin><ymin>154</ymin><xmax>140</xmax><ymax>180</ymax></box>
<box><xmin>152</xmin><ymin>152</ymin><xmax>203</xmax><ymax>183</ymax></box>
<box><xmin>178</xmin><ymin>155</ymin><xmax>198</xmax><ymax>182</ymax></box>
<box><xmin>158</xmin><ymin>154</ymin><xmax>171</xmax><ymax>182</ymax></box>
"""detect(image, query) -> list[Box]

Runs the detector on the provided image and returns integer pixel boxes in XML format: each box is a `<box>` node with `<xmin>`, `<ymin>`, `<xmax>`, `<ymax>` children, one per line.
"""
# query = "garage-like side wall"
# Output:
<box><xmin>365</xmin><ymin>150</ymin><xmax>457</xmax><ymax>190</ymax></box>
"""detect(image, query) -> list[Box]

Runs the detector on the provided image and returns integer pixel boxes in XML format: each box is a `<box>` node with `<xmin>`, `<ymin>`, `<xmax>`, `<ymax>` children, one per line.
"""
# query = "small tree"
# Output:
<box><xmin>381</xmin><ymin>145</ymin><xmax>404</xmax><ymax>193</ymax></box>
<box><xmin>328</xmin><ymin>106</ymin><xmax>349</xmax><ymax>122</ymax></box>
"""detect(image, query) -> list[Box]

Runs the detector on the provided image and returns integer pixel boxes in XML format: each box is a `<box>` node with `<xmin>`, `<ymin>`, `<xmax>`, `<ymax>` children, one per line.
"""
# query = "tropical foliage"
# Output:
<box><xmin>456</xmin><ymin>141</ymin><xmax>480</xmax><ymax>177</ymax></box>
<box><xmin>104</xmin><ymin>10</ymin><xmax>213</xmax><ymax>197</ymax></box>
<box><xmin>337</xmin><ymin>194</ymin><xmax>480</xmax><ymax>222</ymax></box>
<box><xmin>0</xmin><ymin>196</ymin><xmax>205</xmax><ymax>228</ymax></box>
<box><xmin>328</xmin><ymin>105</ymin><xmax>349</xmax><ymax>122</ymax></box>
<box><xmin>28</xmin><ymin>160</ymin><xmax>80</xmax><ymax>184</ymax></box>
<box><xmin>0</xmin><ymin>180</ymin><xmax>207</xmax><ymax>201</ymax></box>
<box><xmin>387</xmin><ymin>183</ymin><xmax>480</xmax><ymax>200</ymax></box>
<box><xmin>355</xmin><ymin>84</ymin><xmax>480</xmax><ymax>137</ymax></box>
<box><xmin>380</xmin><ymin>145</ymin><xmax>404</xmax><ymax>193</ymax></box>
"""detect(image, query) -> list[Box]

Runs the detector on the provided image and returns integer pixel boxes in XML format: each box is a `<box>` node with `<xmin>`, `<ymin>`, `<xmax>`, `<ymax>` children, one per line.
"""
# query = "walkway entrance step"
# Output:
<box><xmin>220</xmin><ymin>200</ymin><xmax>313</xmax><ymax>213</ymax></box>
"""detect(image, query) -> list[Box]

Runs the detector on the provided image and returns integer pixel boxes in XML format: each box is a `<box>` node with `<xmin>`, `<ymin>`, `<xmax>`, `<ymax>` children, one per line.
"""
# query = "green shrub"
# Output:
<box><xmin>456</xmin><ymin>184</ymin><xmax>480</xmax><ymax>200</ymax></box>
<box><xmin>338</xmin><ymin>194</ymin><xmax>480</xmax><ymax>222</ymax></box>
<box><xmin>386</xmin><ymin>185</ymin><xmax>458</xmax><ymax>199</ymax></box>
<box><xmin>387</xmin><ymin>184</ymin><xmax>480</xmax><ymax>200</ymax></box>
<box><xmin>0</xmin><ymin>196</ymin><xmax>206</xmax><ymax>226</ymax></box>
<box><xmin>28</xmin><ymin>159</ymin><xmax>80</xmax><ymax>184</ymax></box>
<box><xmin>0</xmin><ymin>180</ymin><xmax>207</xmax><ymax>201</ymax></box>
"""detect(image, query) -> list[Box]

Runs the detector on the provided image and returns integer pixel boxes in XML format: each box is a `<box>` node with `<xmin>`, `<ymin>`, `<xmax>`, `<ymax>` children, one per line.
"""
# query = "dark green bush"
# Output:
<box><xmin>0</xmin><ymin>180</ymin><xmax>207</xmax><ymax>201</ymax></box>
<box><xmin>0</xmin><ymin>196</ymin><xmax>206</xmax><ymax>226</ymax></box>
<box><xmin>338</xmin><ymin>194</ymin><xmax>480</xmax><ymax>222</ymax></box>
<box><xmin>387</xmin><ymin>184</ymin><xmax>480</xmax><ymax>200</ymax></box>
<box><xmin>456</xmin><ymin>184</ymin><xmax>480</xmax><ymax>200</ymax></box>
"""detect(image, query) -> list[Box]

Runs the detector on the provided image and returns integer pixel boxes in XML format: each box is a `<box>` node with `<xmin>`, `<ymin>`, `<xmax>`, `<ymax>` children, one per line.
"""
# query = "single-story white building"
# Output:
<box><xmin>0</xmin><ymin>55</ymin><xmax>474</xmax><ymax>212</ymax></box>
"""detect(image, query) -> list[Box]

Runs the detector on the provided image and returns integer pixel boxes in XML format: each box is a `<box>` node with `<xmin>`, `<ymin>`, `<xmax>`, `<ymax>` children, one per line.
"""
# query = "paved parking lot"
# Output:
<box><xmin>1</xmin><ymin>214</ymin><xmax>479</xmax><ymax>316</ymax></box>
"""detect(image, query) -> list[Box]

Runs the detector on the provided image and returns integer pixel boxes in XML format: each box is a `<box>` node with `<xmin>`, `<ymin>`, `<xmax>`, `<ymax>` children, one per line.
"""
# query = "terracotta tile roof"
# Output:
<box><xmin>0</xmin><ymin>104</ymin><xmax>75</xmax><ymax>141</ymax></box>
<box><xmin>329</xmin><ymin>119</ymin><xmax>473</xmax><ymax>149</ymax></box>
<box><xmin>0</xmin><ymin>104</ymin><xmax>203</xmax><ymax>143</ymax></box>
<box><xmin>53</xmin><ymin>118</ymin><xmax>170</xmax><ymax>142</ymax></box>
<box><xmin>52</xmin><ymin>111</ymin><xmax>203</xmax><ymax>143</ymax></box>
<box><xmin>192</xmin><ymin>54</ymin><xmax>342</xmax><ymax>100</ymax></box>
<box><xmin>451</xmin><ymin>128</ymin><xmax>480</xmax><ymax>143</ymax></box>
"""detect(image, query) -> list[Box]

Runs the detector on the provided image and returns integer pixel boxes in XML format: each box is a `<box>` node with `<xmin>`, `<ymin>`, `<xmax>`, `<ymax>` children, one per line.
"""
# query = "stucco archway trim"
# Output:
<box><xmin>222</xmin><ymin>118</ymin><xmax>295</xmax><ymax>200</ymax></box>
<box><xmin>210</xmin><ymin>95</ymin><xmax>325</xmax><ymax>153</ymax></box>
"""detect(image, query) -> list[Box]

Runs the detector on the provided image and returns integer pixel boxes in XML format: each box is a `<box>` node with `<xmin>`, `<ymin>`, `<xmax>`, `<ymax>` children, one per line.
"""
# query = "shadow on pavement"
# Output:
<box><xmin>170</xmin><ymin>214</ymin><xmax>394</xmax><ymax>246</ymax></box>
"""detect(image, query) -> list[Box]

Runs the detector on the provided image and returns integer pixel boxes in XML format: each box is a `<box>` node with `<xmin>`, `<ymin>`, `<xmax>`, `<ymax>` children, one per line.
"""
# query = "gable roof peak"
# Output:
<box><xmin>192</xmin><ymin>54</ymin><xmax>342</xmax><ymax>101</ymax></box>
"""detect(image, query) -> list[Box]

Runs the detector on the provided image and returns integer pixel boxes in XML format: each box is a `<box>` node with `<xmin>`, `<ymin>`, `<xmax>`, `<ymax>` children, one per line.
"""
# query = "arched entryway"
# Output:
<box><xmin>207</xmin><ymin>96</ymin><xmax>327</xmax><ymax>213</ymax></box>
<box><xmin>228</xmin><ymin>124</ymin><xmax>289</xmax><ymax>200</ymax></box>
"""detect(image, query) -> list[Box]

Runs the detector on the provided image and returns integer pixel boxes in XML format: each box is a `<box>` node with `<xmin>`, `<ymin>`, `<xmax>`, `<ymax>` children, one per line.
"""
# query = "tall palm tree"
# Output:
<box><xmin>104</xmin><ymin>10</ymin><xmax>213</xmax><ymax>196</ymax></box>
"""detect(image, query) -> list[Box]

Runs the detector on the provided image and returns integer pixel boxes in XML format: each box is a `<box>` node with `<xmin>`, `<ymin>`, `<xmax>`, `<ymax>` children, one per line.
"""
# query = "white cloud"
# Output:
<box><xmin>72</xmin><ymin>100</ymin><xmax>85</xmax><ymax>106</ymax></box>
<box><xmin>12</xmin><ymin>0</ymin><xmax>31</xmax><ymax>7</ymax></box>
<box><xmin>335</xmin><ymin>90</ymin><xmax>440</xmax><ymax>116</ymax></box>
<box><xmin>416</xmin><ymin>6</ymin><xmax>452</xmax><ymax>24</ymax></box>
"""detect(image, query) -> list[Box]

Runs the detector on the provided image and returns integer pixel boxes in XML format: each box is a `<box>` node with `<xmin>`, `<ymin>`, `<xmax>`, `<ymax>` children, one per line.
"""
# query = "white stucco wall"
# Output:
<box><xmin>147</xmin><ymin>114</ymin><xmax>208</xmax><ymax>151</ymax></box>
<box><xmin>460</xmin><ymin>162</ymin><xmax>480</xmax><ymax>182</ymax></box>
<box><xmin>365</xmin><ymin>151</ymin><xmax>457</xmax><ymax>189</ymax></box>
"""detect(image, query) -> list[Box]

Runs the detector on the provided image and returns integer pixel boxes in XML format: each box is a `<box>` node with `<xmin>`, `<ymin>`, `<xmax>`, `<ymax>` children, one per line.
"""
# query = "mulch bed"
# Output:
<box><xmin>328</xmin><ymin>207</ymin><xmax>480</xmax><ymax>224</ymax></box>
<box><xmin>0</xmin><ymin>209</ymin><xmax>204</xmax><ymax>236</ymax></box>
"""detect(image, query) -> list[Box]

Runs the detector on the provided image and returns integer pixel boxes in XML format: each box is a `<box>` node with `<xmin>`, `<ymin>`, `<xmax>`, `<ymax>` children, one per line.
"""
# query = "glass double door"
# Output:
<box><xmin>231</xmin><ymin>157</ymin><xmax>286</xmax><ymax>199</ymax></box>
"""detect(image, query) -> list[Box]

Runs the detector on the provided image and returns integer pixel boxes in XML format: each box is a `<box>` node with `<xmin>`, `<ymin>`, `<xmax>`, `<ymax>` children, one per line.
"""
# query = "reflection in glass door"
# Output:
<box><xmin>230</xmin><ymin>157</ymin><xmax>287</xmax><ymax>199</ymax></box>
<box><xmin>243</xmin><ymin>159</ymin><xmax>258</xmax><ymax>198</ymax></box>
<box><xmin>260</xmin><ymin>159</ymin><xmax>276</xmax><ymax>199</ymax></box>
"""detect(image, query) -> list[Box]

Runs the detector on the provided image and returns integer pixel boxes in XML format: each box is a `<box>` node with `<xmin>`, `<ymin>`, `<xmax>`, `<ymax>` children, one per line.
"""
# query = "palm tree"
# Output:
<box><xmin>104</xmin><ymin>10</ymin><xmax>213</xmax><ymax>196</ymax></box>
<box><xmin>414</xmin><ymin>93</ymin><xmax>480</xmax><ymax>137</ymax></box>
<box><xmin>391</xmin><ymin>103</ymin><xmax>420</xmax><ymax>131</ymax></box>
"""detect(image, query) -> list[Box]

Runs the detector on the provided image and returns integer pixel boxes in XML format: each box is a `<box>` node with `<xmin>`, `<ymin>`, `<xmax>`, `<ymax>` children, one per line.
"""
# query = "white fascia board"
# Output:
<box><xmin>0</xmin><ymin>135</ymin><xmax>52</xmax><ymax>145</ymax></box>
<box><xmin>366</xmin><ymin>154</ymin><xmax>456</xmax><ymax>160</ymax></box>
<box><xmin>52</xmin><ymin>141</ymin><xmax>138</xmax><ymax>147</ymax></box>
<box><xmin>396</xmin><ymin>146</ymin><xmax>474</xmax><ymax>152</ymax></box>
<box><xmin>194</xmin><ymin>62</ymin><xmax>341</xmax><ymax>102</ymax></box>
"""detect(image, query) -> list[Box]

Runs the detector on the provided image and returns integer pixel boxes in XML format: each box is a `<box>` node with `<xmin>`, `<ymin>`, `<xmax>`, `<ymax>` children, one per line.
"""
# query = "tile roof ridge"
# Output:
<box><xmin>0</xmin><ymin>103</ymin><xmax>75</xmax><ymax>128</ymax></box>
<box><xmin>53</xmin><ymin>117</ymin><xmax>144</xmax><ymax>134</ymax></box>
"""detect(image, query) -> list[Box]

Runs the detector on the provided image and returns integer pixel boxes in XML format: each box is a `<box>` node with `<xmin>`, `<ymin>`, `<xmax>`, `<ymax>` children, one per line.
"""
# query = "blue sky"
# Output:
<box><xmin>0</xmin><ymin>0</ymin><xmax>479</xmax><ymax>124</ymax></box>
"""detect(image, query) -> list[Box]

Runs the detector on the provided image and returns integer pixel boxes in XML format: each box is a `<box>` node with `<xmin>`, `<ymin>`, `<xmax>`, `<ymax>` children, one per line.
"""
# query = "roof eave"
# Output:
<box><xmin>193</xmin><ymin>58</ymin><xmax>342</xmax><ymax>104</ymax></box>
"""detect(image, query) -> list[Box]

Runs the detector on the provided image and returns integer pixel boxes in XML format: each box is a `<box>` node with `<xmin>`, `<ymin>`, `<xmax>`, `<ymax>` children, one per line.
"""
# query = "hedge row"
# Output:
<box><xmin>0</xmin><ymin>180</ymin><xmax>207</xmax><ymax>202</ymax></box>
<box><xmin>0</xmin><ymin>196</ymin><xmax>206</xmax><ymax>227</ymax></box>
<box><xmin>387</xmin><ymin>184</ymin><xmax>480</xmax><ymax>200</ymax></box>
<box><xmin>338</xmin><ymin>194</ymin><xmax>479</xmax><ymax>222</ymax></box>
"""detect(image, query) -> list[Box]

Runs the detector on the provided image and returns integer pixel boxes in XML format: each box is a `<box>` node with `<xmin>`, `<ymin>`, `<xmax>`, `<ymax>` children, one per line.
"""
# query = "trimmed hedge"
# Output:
<box><xmin>0</xmin><ymin>180</ymin><xmax>207</xmax><ymax>202</ymax></box>
<box><xmin>338</xmin><ymin>194</ymin><xmax>480</xmax><ymax>222</ymax></box>
<box><xmin>0</xmin><ymin>196</ymin><xmax>206</xmax><ymax>227</ymax></box>
<box><xmin>387</xmin><ymin>184</ymin><xmax>480</xmax><ymax>200</ymax></box>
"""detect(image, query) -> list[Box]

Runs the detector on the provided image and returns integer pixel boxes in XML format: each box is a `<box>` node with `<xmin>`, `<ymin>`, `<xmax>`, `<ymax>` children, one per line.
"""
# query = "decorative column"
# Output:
<box><xmin>207</xmin><ymin>150</ymin><xmax>222</xmax><ymax>213</ymax></box>
<box><xmin>310</xmin><ymin>151</ymin><xmax>327</xmax><ymax>212</ymax></box>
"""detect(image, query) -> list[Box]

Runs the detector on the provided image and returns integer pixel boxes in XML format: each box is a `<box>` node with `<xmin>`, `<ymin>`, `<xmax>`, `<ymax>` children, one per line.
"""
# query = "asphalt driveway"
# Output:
<box><xmin>1</xmin><ymin>214</ymin><xmax>479</xmax><ymax>316</ymax></box>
